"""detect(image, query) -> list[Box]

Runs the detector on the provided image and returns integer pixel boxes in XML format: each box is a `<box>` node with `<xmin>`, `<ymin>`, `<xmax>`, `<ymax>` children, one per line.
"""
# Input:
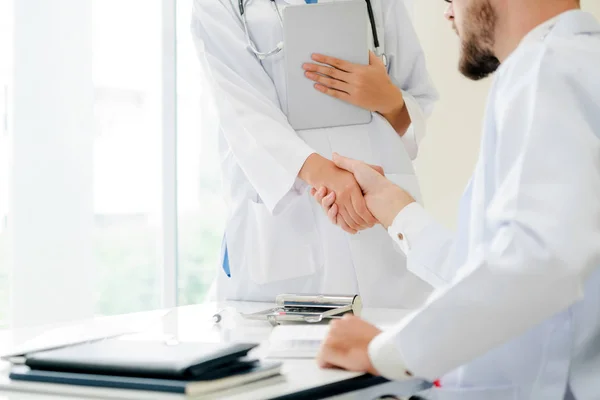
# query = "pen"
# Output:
<box><xmin>212</xmin><ymin>308</ymin><xmax>226</xmax><ymax>323</ymax></box>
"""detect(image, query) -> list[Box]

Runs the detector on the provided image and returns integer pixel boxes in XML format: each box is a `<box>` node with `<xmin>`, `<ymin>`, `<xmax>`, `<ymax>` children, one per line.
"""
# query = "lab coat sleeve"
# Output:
<box><xmin>387</xmin><ymin>203</ymin><xmax>455</xmax><ymax>288</ymax></box>
<box><xmin>383</xmin><ymin>0</ymin><xmax>438</xmax><ymax>160</ymax></box>
<box><xmin>371</xmin><ymin>48</ymin><xmax>600</xmax><ymax>381</ymax></box>
<box><xmin>191</xmin><ymin>0</ymin><xmax>315</xmax><ymax>214</ymax></box>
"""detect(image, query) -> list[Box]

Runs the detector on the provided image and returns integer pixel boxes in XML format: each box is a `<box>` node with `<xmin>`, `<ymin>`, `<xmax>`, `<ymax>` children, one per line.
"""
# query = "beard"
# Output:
<box><xmin>459</xmin><ymin>0</ymin><xmax>501</xmax><ymax>80</ymax></box>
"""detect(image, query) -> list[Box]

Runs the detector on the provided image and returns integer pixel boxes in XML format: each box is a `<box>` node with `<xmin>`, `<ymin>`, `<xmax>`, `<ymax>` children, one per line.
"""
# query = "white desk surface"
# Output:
<box><xmin>0</xmin><ymin>302</ymin><xmax>428</xmax><ymax>399</ymax></box>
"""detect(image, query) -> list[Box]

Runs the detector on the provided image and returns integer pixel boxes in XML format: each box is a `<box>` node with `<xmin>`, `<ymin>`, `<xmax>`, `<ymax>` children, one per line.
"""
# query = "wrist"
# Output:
<box><xmin>379</xmin><ymin>86</ymin><xmax>405</xmax><ymax>117</ymax></box>
<box><xmin>298</xmin><ymin>153</ymin><xmax>335</xmax><ymax>187</ymax></box>
<box><xmin>381</xmin><ymin>185</ymin><xmax>414</xmax><ymax>229</ymax></box>
<box><xmin>379</xmin><ymin>88</ymin><xmax>411</xmax><ymax>137</ymax></box>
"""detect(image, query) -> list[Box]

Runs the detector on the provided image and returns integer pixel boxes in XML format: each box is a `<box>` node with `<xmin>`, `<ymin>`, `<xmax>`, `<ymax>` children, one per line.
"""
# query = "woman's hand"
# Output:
<box><xmin>316</xmin><ymin>166</ymin><xmax>377</xmax><ymax>234</ymax></box>
<box><xmin>311</xmin><ymin>162</ymin><xmax>390</xmax><ymax>232</ymax></box>
<box><xmin>299</xmin><ymin>154</ymin><xmax>377</xmax><ymax>234</ymax></box>
<box><xmin>302</xmin><ymin>51</ymin><xmax>405</xmax><ymax>116</ymax></box>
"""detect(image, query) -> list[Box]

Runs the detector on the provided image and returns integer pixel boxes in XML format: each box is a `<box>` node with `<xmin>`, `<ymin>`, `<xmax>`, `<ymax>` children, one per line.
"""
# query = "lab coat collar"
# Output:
<box><xmin>507</xmin><ymin>10</ymin><xmax>598</xmax><ymax>65</ymax></box>
<box><xmin>551</xmin><ymin>10</ymin><xmax>600</xmax><ymax>37</ymax></box>
<box><xmin>520</xmin><ymin>10</ymin><xmax>600</xmax><ymax>47</ymax></box>
<box><xmin>519</xmin><ymin>16</ymin><xmax>560</xmax><ymax>46</ymax></box>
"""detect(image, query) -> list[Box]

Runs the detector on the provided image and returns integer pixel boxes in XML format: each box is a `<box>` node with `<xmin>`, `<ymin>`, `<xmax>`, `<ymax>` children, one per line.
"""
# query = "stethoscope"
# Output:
<box><xmin>238</xmin><ymin>0</ymin><xmax>387</xmax><ymax>66</ymax></box>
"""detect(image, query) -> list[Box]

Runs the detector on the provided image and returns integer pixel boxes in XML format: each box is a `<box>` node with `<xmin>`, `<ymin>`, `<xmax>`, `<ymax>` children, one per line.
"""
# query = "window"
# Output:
<box><xmin>6</xmin><ymin>0</ymin><xmax>223</xmax><ymax>328</ymax></box>
<box><xmin>0</xmin><ymin>0</ymin><xmax>12</xmax><ymax>327</ymax></box>
<box><xmin>176</xmin><ymin>0</ymin><xmax>225</xmax><ymax>305</ymax></box>
<box><xmin>92</xmin><ymin>0</ymin><xmax>164</xmax><ymax>315</ymax></box>
<box><xmin>93</xmin><ymin>0</ymin><xmax>225</xmax><ymax>312</ymax></box>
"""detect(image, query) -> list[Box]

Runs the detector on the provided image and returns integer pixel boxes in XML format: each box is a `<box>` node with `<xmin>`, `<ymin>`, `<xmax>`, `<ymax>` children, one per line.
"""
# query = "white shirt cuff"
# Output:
<box><xmin>368</xmin><ymin>330</ymin><xmax>412</xmax><ymax>381</ymax></box>
<box><xmin>387</xmin><ymin>202</ymin><xmax>435</xmax><ymax>255</ymax></box>
<box><xmin>400</xmin><ymin>92</ymin><xmax>426</xmax><ymax>161</ymax></box>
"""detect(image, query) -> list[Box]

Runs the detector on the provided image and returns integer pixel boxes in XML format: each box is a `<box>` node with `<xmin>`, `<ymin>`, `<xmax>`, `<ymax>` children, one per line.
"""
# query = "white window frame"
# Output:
<box><xmin>161</xmin><ymin>0</ymin><xmax>179</xmax><ymax>309</ymax></box>
<box><xmin>8</xmin><ymin>0</ymin><xmax>181</xmax><ymax>329</ymax></box>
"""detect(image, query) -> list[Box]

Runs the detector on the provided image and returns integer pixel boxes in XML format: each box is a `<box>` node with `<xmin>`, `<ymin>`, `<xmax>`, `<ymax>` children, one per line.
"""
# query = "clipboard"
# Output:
<box><xmin>283</xmin><ymin>1</ymin><xmax>372</xmax><ymax>130</ymax></box>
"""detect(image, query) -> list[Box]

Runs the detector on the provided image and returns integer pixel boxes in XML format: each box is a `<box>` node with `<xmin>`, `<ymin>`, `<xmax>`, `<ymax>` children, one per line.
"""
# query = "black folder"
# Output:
<box><xmin>24</xmin><ymin>339</ymin><xmax>258</xmax><ymax>380</ymax></box>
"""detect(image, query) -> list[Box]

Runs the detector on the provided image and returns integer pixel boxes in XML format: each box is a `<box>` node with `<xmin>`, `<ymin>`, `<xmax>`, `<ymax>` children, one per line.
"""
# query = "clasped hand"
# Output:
<box><xmin>316</xmin><ymin>163</ymin><xmax>377</xmax><ymax>235</ymax></box>
<box><xmin>311</xmin><ymin>153</ymin><xmax>416</xmax><ymax>232</ymax></box>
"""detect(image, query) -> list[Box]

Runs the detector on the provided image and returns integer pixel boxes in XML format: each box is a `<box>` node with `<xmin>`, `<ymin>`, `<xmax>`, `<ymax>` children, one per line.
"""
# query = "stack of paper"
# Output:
<box><xmin>265</xmin><ymin>324</ymin><xmax>330</xmax><ymax>359</ymax></box>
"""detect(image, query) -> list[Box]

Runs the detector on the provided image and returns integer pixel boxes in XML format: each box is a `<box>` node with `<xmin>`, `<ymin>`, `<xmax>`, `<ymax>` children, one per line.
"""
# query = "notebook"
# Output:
<box><xmin>23</xmin><ymin>339</ymin><xmax>258</xmax><ymax>380</ymax></box>
<box><xmin>9</xmin><ymin>362</ymin><xmax>282</xmax><ymax>397</ymax></box>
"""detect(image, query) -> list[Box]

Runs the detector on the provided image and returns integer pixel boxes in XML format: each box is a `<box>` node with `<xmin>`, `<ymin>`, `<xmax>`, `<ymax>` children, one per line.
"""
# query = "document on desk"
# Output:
<box><xmin>265</xmin><ymin>324</ymin><xmax>330</xmax><ymax>359</ymax></box>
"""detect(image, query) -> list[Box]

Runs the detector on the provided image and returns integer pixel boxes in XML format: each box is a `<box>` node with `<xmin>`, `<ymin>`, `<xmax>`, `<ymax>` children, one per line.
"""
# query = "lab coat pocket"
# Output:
<box><xmin>425</xmin><ymin>385</ymin><xmax>518</xmax><ymax>400</ymax></box>
<box><xmin>246</xmin><ymin>196</ymin><xmax>321</xmax><ymax>285</ymax></box>
<box><xmin>385</xmin><ymin>173</ymin><xmax>423</xmax><ymax>204</ymax></box>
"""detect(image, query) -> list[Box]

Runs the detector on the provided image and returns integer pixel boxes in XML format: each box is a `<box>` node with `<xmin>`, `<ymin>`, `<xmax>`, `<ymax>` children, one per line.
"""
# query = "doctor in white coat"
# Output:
<box><xmin>314</xmin><ymin>0</ymin><xmax>600</xmax><ymax>399</ymax></box>
<box><xmin>191</xmin><ymin>0</ymin><xmax>438</xmax><ymax>307</ymax></box>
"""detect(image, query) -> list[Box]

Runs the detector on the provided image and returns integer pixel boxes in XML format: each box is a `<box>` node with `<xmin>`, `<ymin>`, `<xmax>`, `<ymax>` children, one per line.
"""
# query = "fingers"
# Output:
<box><xmin>337</xmin><ymin>210</ymin><xmax>359</xmax><ymax>234</ymax></box>
<box><xmin>332</xmin><ymin>152</ymin><xmax>357</xmax><ymax>173</ymax></box>
<box><xmin>313</xmin><ymin>187</ymin><xmax>327</xmax><ymax>204</ymax></box>
<box><xmin>339</xmin><ymin>206</ymin><xmax>361</xmax><ymax>231</ymax></box>
<box><xmin>310</xmin><ymin>189</ymin><xmax>352</xmax><ymax>233</ymax></box>
<box><xmin>311</xmin><ymin>53</ymin><xmax>356</xmax><ymax>73</ymax></box>
<box><xmin>333</xmin><ymin>153</ymin><xmax>382</xmax><ymax>177</ymax></box>
<box><xmin>328</xmin><ymin>204</ymin><xmax>338</xmax><ymax>225</ymax></box>
<box><xmin>368</xmin><ymin>50</ymin><xmax>383</xmax><ymax>67</ymax></box>
<box><xmin>317</xmin><ymin>192</ymin><xmax>354</xmax><ymax>234</ymax></box>
<box><xmin>322</xmin><ymin>191</ymin><xmax>335</xmax><ymax>209</ymax></box>
<box><xmin>305</xmin><ymin>71</ymin><xmax>351</xmax><ymax>94</ymax></box>
<box><xmin>316</xmin><ymin>320</ymin><xmax>351</xmax><ymax>371</ymax></box>
<box><xmin>367</xmin><ymin>164</ymin><xmax>384</xmax><ymax>175</ymax></box>
<box><xmin>337</xmin><ymin>214</ymin><xmax>357</xmax><ymax>235</ymax></box>
<box><xmin>317</xmin><ymin>344</ymin><xmax>346</xmax><ymax>371</ymax></box>
<box><xmin>344</xmin><ymin>200</ymin><xmax>371</xmax><ymax>229</ymax></box>
<box><xmin>316</xmin><ymin>349</ymin><xmax>336</xmax><ymax>369</ymax></box>
<box><xmin>314</xmin><ymin>83</ymin><xmax>352</xmax><ymax>101</ymax></box>
<box><xmin>302</xmin><ymin>63</ymin><xmax>351</xmax><ymax>83</ymax></box>
<box><xmin>351</xmin><ymin>193</ymin><xmax>377</xmax><ymax>227</ymax></box>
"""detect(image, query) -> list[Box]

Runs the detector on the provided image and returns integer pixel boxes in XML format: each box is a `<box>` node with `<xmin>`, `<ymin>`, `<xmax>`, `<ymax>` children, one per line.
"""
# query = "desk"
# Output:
<box><xmin>0</xmin><ymin>302</ymin><xmax>429</xmax><ymax>399</ymax></box>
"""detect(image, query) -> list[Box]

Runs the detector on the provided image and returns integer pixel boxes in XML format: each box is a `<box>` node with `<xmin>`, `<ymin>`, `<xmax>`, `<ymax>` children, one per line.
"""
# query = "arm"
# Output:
<box><xmin>370</xmin><ymin>51</ymin><xmax>600</xmax><ymax>381</ymax></box>
<box><xmin>313</xmin><ymin>155</ymin><xmax>456</xmax><ymax>288</ymax></box>
<box><xmin>383</xmin><ymin>0</ymin><xmax>438</xmax><ymax>158</ymax></box>
<box><xmin>192</xmin><ymin>1</ymin><xmax>376</xmax><ymax>230</ymax></box>
<box><xmin>387</xmin><ymin>203</ymin><xmax>456</xmax><ymax>288</ymax></box>
<box><xmin>302</xmin><ymin>0</ymin><xmax>437</xmax><ymax>154</ymax></box>
<box><xmin>191</xmin><ymin>0</ymin><xmax>314</xmax><ymax>214</ymax></box>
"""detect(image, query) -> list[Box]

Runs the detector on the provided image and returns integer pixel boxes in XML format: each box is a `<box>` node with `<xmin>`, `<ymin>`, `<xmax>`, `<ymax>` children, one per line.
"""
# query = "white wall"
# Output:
<box><xmin>412</xmin><ymin>0</ymin><xmax>600</xmax><ymax>230</ymax></box>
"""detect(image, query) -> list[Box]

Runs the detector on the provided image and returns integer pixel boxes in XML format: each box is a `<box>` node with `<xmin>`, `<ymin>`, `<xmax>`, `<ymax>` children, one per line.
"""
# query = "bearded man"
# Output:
<box><xmin>311</xmin><ymin>0</ymin><xmax>600</xmax><ymax>399</ymax></box>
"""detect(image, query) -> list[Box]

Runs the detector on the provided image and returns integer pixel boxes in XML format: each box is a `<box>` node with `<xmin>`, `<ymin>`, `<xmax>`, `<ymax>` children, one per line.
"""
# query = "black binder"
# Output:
<box><xmin>24</xmin><ymin>339</ymin><xmax>258</xmax><ymax>380</ymax></box>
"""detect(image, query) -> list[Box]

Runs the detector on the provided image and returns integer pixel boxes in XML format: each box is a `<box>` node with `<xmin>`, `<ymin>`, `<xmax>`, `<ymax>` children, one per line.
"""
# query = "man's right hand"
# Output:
<box><xmin>312</xmin><ymin>153</ymin><xmax>416</xmax><ymax>229</ymax></box>
<box><xmin>299</xmin><ymin>154</ymin><xmax>376</xmax><ymax>234</ymax></box>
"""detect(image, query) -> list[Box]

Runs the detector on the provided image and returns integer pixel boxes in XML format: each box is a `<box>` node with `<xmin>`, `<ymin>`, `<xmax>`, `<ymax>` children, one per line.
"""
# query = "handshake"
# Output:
<box><xmin>305</xmin><ymin>153</ymin><xmax>415</xmax><ymax>233</ymax></box>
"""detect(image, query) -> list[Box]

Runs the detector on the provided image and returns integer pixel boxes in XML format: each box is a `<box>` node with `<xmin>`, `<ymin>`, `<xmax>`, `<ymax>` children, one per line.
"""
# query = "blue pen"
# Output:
<box><xmin>221</xmin><ymin>236</ymin><xmax>231</xmax><ymax>278</ymax></box>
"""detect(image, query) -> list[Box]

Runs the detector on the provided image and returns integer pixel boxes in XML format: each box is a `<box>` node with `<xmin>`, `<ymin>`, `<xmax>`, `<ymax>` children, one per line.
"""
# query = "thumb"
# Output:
<box><xmin>332</xmin><ymin>153</ymin><xmax>357</xmax><ymax>173</ymax></box>
<box><xmin>333</xmin><ymin>153</ymin><xmax>380</xmax><ymax>192</ymax></box>
<box><xmin>369</xmin><ymin>50</ymin><xmax>379</xmax><ymax>65</ymax></box>
<box><xmin>368</xmin><ymin>50</ymin><xmax>380</xmax><ymax>66</ymax></box>
<box><xmin>367</xmin><ymin>164</ymin><xmax>384</xmax><ymax>176</ymax></box>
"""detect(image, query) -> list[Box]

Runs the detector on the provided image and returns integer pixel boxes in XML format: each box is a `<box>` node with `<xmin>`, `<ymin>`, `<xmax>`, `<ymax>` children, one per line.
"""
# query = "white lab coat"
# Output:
<box><xmin>191</xmin><ymin>0</ymin><xmax>438</xmax><ymax>307</ymax></box>
<box><xmin>371</xmin><ymin>10</ymin><xmax>600</xmax><ymax>399</ymax></box>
